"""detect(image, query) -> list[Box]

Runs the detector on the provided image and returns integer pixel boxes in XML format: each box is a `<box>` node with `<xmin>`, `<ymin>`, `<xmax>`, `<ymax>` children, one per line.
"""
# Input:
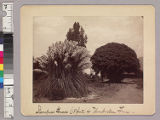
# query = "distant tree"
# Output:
<box><xmin>33</xmin><ymin>56</ymin><xmax>48</xmax><ymax>80</ymax></box>
<box><xmin>66</xmin><ymin>22</ymin><xmax>88</xmax><ymax>47</ymax></box>
<box><xmin>91</xmin><ymin>42</ymin><xmax>140</xmax><ymax>83</ymax></box>
<box><xmin>33</xmin><ymin>40</ymin><xmax>91</xmax><ymax>99</ymax></box>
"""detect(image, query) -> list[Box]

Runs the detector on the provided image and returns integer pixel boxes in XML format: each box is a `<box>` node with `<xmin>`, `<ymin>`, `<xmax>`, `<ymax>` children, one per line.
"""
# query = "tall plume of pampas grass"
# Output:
<box><xmin>33</xmin><ymin>40</ymin><xmax>91</xmax><ymax>100</ymax></box>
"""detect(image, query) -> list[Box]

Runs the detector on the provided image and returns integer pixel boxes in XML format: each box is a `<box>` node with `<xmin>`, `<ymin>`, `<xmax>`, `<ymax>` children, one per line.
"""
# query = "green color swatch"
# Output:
<box><xmin>0</xmin><ymin>71</ymin><xmax>3</xmax><ymax>77</ymax></box>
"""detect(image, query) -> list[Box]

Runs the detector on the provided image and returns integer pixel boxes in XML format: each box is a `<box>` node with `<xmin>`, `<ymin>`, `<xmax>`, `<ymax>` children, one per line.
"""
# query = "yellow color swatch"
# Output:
<box><xmin>0</xmin><ymin>64</ymin><xmax>3</xmax><ymax>71</ymax></box>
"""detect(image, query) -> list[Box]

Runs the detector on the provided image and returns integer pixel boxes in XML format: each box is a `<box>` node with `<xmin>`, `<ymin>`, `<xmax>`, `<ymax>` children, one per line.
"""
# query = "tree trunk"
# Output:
<box><xmin>101</xmin><ymin>71</ymin><xmax>104</xmax><ymax>82</ymax></box>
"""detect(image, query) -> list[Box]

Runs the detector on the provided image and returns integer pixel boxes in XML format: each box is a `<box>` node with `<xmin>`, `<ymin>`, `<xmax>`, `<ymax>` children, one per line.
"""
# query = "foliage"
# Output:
<box><xmin>33</xmin><ymin>40</ymin><xmax>91</xmax><ymax>99</ymax></box>
<box><xmin>66</xmin><ymin>22</ymin><xmax>88</xmax><ymax>47</ymax></box>
<box><xmin>33</xmin><ymin>56</ymin><xmax>48</xmax><ymax>80</ymax></box>
<box><xmin>91</xmin><ymin>42</ymin><xmax>140</xmax><ymax>82</ymax></box>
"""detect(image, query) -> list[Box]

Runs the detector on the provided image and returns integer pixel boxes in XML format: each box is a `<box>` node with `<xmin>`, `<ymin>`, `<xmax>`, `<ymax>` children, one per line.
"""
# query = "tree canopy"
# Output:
<box><xmin>66</xmin><ymin>22</ymin><xmax>88</xmax><ymax>47</ymax></box>
<box><xmin>91</xmin><ymin>42</ymin><xmax>140</xmax><ymax>82</ymax></box>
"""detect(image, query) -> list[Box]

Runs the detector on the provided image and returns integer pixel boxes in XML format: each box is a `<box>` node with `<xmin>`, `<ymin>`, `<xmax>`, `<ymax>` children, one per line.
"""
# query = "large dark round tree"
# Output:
<box><xmin>91</xmin><ymin>42</ymin><xmax>140</xmax><ymax>83</ymax></box>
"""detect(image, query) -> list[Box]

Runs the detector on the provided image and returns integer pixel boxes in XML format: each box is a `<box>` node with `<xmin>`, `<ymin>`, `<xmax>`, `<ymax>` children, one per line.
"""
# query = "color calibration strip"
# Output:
<box><xmin>2</xmin><ymin>2</ymin><xmax>14</xmax><ymax>119</ymax></box>
<box><xmin>0</xmin><ymin>34</ymin><xmax>4</xmax><ymax>88</ymax></box>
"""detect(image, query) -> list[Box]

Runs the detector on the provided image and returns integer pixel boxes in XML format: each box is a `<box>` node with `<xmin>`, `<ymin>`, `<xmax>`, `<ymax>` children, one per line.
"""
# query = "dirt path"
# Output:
<box><xmin>90</xmin><ymin>83</ymin><xmax>143</xmax><ymax>103</ymax></box>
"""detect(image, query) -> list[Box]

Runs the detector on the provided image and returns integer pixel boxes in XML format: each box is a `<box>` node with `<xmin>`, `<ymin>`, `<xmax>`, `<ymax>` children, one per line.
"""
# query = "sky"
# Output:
<box><xmin>33</xmin><ymin>16</ymin><xmax>143</xmax><ymax>58</ymax></box>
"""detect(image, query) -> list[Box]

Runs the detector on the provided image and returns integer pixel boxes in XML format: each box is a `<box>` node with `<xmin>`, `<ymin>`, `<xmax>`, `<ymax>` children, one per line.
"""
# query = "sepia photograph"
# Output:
<box><xmin>33</xmin><ymin>16</ymin><xmax>143</xmax><ymax>104</ymax></box>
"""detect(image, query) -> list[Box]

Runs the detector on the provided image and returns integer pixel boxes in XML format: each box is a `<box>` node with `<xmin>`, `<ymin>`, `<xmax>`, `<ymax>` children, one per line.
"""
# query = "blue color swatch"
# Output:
<box><xmin>0</xmin><ymin>82</ymin><xmax>3</xmax><ymax>88</ymax></box>
<box><xmin>0</xmin><ymin>77</ymin><xmax>3</xmax><ymax>82</ymax></box>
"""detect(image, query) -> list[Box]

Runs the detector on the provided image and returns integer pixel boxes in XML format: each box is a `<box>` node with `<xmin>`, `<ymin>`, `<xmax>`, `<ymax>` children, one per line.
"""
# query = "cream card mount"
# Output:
<box><xmin>20</xmin><ymin>5</ymin><xmax>155</xmax><ymax>116</ymax></box>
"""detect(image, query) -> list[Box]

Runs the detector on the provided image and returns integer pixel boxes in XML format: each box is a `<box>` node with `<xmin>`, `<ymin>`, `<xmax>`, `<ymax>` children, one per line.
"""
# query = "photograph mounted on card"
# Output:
<box><xmin>20</xmin><ymin>5</ymin><xmax>155</xmax><ymax>116</ymax></box>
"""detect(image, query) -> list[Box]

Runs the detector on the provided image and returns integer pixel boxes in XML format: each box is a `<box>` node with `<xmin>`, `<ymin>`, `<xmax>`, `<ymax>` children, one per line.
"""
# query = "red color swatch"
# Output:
<box><xmin>0</xmin><ymin>58</ymin><xmax>3</xmax><ymax>64</ymax></box>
